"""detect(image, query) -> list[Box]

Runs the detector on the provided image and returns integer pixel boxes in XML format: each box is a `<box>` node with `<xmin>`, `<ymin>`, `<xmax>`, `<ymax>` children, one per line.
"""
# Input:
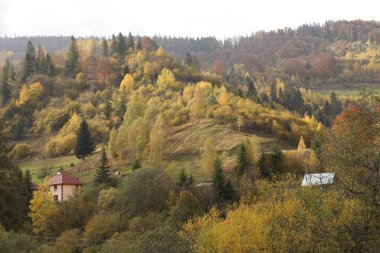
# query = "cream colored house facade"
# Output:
<box><xmin>49</xmin><ymin>170</ymin><xmax>82</xmax><ymax>202</ymax></box>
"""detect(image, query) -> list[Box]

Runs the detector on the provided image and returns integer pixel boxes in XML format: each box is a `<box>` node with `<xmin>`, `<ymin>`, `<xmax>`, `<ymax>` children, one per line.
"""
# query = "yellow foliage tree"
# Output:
<box><xmin>217</xmin><ymin>86</ymin><xmax>229</xmax><ymax>106</ymax></box>
<box><xmin>29</xmin><ymin>178</ymin><xmax>59</xmax><ymax>235</ymax></box>
<box><xmin>190</xmin><ymin>85</ymin><xmax>204</xmax><ymax>122</ymax></box>
<box><xmin>28</xmin><ymin>82</ymin><xmax>44</xmax><ymax>103</ymax></box>
<box><xmin>202</xmin><ymin>137</ymin><xmax>216</xmax><ymax>177</ymax></box>
<box><xmin>157</xmin><ymin>68</ymin><xmax>177</xmax><ymax>90</ymax></box>
<box><xmin>147</xmin><ymin>115</ymin><xmax>165</xmax><ymax>167</ymax></box>
<box><xmin>108</xmin><ymin>127</ymin><xmax>118</xmax><ymax>158</ymax></box>
<box><xmin>119</xmin><ymin>74</ymin><xmax>135</xmax><ymax>92</ymax></box>
<box><xmin>297</xmin><ymin>136</ymin><xmax>306</xmax><ymax>150</ymax></box>
<box><xmin>15</xmin><ymin>84</ymin><xmax>29</xmax><ymax>107</ymax></box>
<box><xmin>156</xmin><ymin>47</ymin><xmax>165</xmax><ymax>58</ymax></box>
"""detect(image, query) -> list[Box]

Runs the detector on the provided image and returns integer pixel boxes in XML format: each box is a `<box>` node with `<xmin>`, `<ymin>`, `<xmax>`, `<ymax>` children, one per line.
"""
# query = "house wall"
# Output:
<box><xmin>50</xmin><ymin>184</ymin><xmax>62</xmax><ymax>201</ymax></box>
<box><xmin>62</xmin><ymin>184</ymin><xmax>81</xmax><ymax>201</ymax></box>
<box><xmin>50</xmin><ymin>184</ymin><xmax>81</xmax><ymax>202</ymax></box>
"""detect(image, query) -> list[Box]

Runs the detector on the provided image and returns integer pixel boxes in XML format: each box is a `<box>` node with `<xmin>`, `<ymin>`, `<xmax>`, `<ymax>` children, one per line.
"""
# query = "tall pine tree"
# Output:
<box><xmin>110</xmin><ymin>34</ymin><xmax>118</xmax><ymax>56</ymax></box>
<box><xmin>127</xmin><ymin>32</ymin><xmax>134</xmax><ymax>50</ymax></box>
<box><xmin>94</xmin><ymin>147</ymin><xmax>112</xmax><ymax>185</ymax></box>
<box><xmin>64</xmin><ymin>36</ymin><xmax>80</xmax><ymax>78</ymax></box>
<box><xmin>21</xmin><ymin>41</ymin><xmax>36</xmax><ymax>82</ymax></box>
<box><xmin>74</xmin><ymin>119</ymin><xmax>95</xmax><ymax>160</ymax></box>
<box><xmin>101</xmin><ymin>39</ymin><xmax>109</xmax><ymax>57</ymax></box>
<box><xmin>1</xmin><ymin>59</ymin><xmax>12</xmax><ymax>105</ymax></box>
<box><xmin>117</xmin><ymin>32</ymin><xmax>127</xmax><ymax>60</ymax></box>
<box><xmin>234</xmin><ymin>144</ymin><xmax>251</xmax><ymax>176</ymax></box>
<box><xmin>246</xmin><ymin>76</ymin><xmax>257</xmax><ymax>98</ymax></box>
<box><xmin>212</xmin><ymin>158</ymin><xmax>235</xmax><ymax>205</ymax></box>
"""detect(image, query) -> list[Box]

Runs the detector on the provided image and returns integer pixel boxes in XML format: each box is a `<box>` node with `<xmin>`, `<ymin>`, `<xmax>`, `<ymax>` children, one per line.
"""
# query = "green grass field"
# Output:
<box><xmin>14</xmin><ymin>122</ymin><xmax>294</xmax><ymax>185</ymax></box>
<box><xmin>316</xmin><ymin>88</ymin><xmax>380</xmax><ymax>96</ymax></box>
<box><xmin>15</xmin><ymin>155</ymin><xmax>82</xmax><ymax>183</ymax></box>
<box><xmin>315</xmin><ymin>83</ymin><xmax>380</xmax><ymax>97</ymax></box>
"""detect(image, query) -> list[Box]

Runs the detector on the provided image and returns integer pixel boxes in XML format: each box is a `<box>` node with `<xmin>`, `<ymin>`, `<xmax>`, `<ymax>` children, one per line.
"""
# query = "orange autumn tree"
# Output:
<box><xmin>322</xmin><ymin>91</ymin><xmax>380</xmax><ymax>203</ymax></box>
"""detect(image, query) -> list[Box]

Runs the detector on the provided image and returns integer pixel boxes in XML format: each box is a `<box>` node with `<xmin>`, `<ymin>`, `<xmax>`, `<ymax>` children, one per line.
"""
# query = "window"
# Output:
<box><xmin>54</xmin><ymin>185</ymin><xmax>57</xmax><ymax>191</ymax></box>
<box><xmin>54</xmin><ymin>195</ymin><xmax>58</xmax><ymax>202</ymax></box>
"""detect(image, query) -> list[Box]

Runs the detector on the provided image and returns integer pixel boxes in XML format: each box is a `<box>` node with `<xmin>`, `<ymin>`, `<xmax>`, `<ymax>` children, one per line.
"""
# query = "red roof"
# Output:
<box><xmin>49</xmin><ymin>170</ymin><xmax>83</xmax><ymax>185</ymax></box>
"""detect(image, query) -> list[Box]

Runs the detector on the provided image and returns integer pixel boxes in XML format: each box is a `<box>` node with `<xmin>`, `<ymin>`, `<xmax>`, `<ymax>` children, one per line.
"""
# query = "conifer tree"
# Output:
<box><xmin>246</xmin><ymin>76</ymin><xmax>256</xmax><ymax>98</ymax></box>
<box><xmin>74</xmin><ymin>119</ymin><xmax>95</xmax><ymax>160</ymax></box>
<box><xmin>178</xmin><ymin>169</ymin><xmax>187</xmax><ymax>187</ymax></box>
<box><xmin>234</xmin><ymin>144</ymin><xmax>251</xmax><ymax>176</ymax></box>
<box><xmin>23</xmin><ymin>169</ymin><xmax>33</xmax><ymax>202</ymax></box>
<box><xmin>184</xmin><ymin>52</ymin><xmax>192</xmax><ymax>66</ymax></box>
<box><xmin>21</xmin><ymin>41</ymin><xmax>36</xmax><ymax>82</ymax></box>
<box><xmin>101</xmin><ymin>39</ymin><xmax>109</xmax><ymax>57</ymax></box>
<box><xmin>45</xmin><ymin>53</ymin><xmax>55</xmax><ymax>76</ymax></box>
<box><xmin>212</xmin><ymin>158</ymin><xmax>236</xmax><ymax>205</ymax></box>
<box><xmin>117</xmin><ymin>32</ymin><xmax>127</xmax><ymax>60</ymax></box>
<box><xmin>64</xmin><ymin>36</ymin><xmax>80</xmax><ymax>78</ymax></box>
<box><xmin>212</xmin><ymin>158</ymin><xmax>225</xmax><ymax>204</ymax></box>
<box><xmin>1</xmin><ymin>59</ymin><xmax>11</xmax><ymax>105</ymax></box>
<box><xmin>127</xmin><ymin>32</ymin><xmax>134</xmax><ymax>50</ymax></box>
<box><xmin>110</xmin><ymin>34</ymin><xmax>118</xmax><ymax>56</ymax></box>
<box><xmin>271</xmin><ymin>145</ymin><xmax>283</xmax><ymax>174</ymax></box>
<box><xmin>94</xmin><ymin>147</ymin><xmax>112</xmax><ymax>185</ymax></box>
<box><xmin>132</xmin><ymin>159</ymin><xmax>141</xmax><ymax>170</ymax></box>
<box><xmin>270</xmin><ymin>84</ymin><xmax>278</xmax><ymax>103</ymax></box>
<box><xmin>135</xmin><ymin>36</ymin><xmax>142</xmax><ymax>51</ymax></box>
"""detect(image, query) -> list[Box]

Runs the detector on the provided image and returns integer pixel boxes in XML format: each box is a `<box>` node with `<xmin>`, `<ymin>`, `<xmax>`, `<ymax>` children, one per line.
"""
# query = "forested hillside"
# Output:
<box><xmin>0</xmin><ymin>21</ymin><xmax>379</xmax><ymax>252</ymax></box>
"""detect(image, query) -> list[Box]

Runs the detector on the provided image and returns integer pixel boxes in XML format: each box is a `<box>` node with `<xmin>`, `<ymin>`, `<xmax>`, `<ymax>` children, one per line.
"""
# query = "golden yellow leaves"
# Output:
<box><xmin>16</xmin><ymin>82</ymin><xmax>43</xmax><ymax>107</ymax></box>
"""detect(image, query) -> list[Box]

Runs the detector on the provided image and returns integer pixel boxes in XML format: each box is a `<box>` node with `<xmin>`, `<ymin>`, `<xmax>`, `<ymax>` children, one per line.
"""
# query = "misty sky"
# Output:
<box><xmin>0</xmin><ymin>0</ymin><xmax>379</xmax><ymax>39</ymax></box>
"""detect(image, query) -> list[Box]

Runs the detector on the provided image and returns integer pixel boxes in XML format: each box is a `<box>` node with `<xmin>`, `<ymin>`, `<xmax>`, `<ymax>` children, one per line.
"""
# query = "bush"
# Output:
<box><xmin>0</xmin><ymin>231</ymin><xmax>39</xmax><ymax>253</ymax></box>
<box><xmin>84</xmin><ymin>212</ymin><xmax>126</xmax><ymax>246</ymax></box>
<box><xmin>44</xmin><ymin>133</ymin><xmax>76</xmax><ymax>157</ymax></box>
<box><xmin>55</xmin><ymin>228</ymin><xmax>82</xmax><ymax>253</ymax></box>
<box><xmin>117</xmin><ymin>168</ymin><xmax>172</xmax><ymax>218</ymax></box>
<box><xmin>11</xmin><ymin>143</ymin><xmax>31</xmax><ymax>159</ymax></box>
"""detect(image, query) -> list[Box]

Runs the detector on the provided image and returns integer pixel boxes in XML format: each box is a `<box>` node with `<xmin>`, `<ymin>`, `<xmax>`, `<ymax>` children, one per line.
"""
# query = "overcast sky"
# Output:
<box><xmin>0</xmin><ymin>0</ymin><xmax>379</xmax><ymax>39</ymax></box>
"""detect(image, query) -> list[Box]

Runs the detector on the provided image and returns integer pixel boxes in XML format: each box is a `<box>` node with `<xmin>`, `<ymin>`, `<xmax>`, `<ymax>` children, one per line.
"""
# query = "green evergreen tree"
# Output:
<box><xmin>1</xmin><ymin>59</ymin><xmax>11</xmax><ymax>105</ymax></box>
<box><xmin>135</xmin><ymin>36</ymin><xmax>142</xmax><ymax>51</ymax></box>
<box><xmin>45</xmin><ymin>53</ymin><xmax>55</xmax><ymax>77</ymax></box>
<box><xmin>212</xmin><ymin>158</ymin><xmax>225</xmax><ymax>204</ymax></box>
<box><xmin>8</xmin><ymin>63</ymin><xmax>16</xmax><ymax>81</ymax></box>
<box><xmin>21</xmin><ymin>41</ymin><xmax>35</xmax><ymax>82</ymax></box>
<box><xmin>0</xmin><ymin>131</ymin><xmax>28</xmax><ymax>230</ymax></box>
<box><xmin>178</xmin><ymin>169</ymin><xmax>187</xmax><ymax>187</ymax></box>
<box><xmin>177</xmin><ymin>169</ymin><xmax>194</xmax><ymax>188</ymax></box>
<box><xmin>110</xmin><ymin>34</ymin><xmax>118</xmax><ymax>56</ymax></box>
<box><xmin>117</xmin><ymin>32</ymin><xmax>127</xmax><ymax>60</ymax></box>
<box><xmin>94</xmin><ymin>147</ymin><xmax>112</xmax><ymax>185</ymax></box>
<box><xmin>259</xmin><ymin>151</ymin><xmax>271</xmax><ymax>179</ymax></box>
<box><xmin>35</xmin><ymin>45</ymin><xmax>46</xmax><ymax>74</ymax></box>
<box><xmin>101</xmin><ymin>39</ymin><xmax>109</xmax><ymax>57</ymax></box>
<box><xmin>234</xmin><ymin>144</ymin><xmax>251</xmax><ymax>176</ymax></box>
<box><xmin>127</xmin><ymin>32</ymin><xmax>135</xmax><ymax>50</ymax></box>
<box><xmin>271</xmin><ymin>145</ymin><xmax>283</xmax><ymax>174</ymax></box>
<box><xmin>270</xmin><ymin>84</ymin><xmax>278</xmax><ymax>103</ymax></box>
<box><xmin>22</xmin><ymin>169</ymin><xmax>33</xmax><ymax>215</ymax></box>
<box><xmin>64</xmin><ymin>36</ymin><xmax>80</xmax><ymax>78</ymax></box>
<box><xmin>74</xmin><ymin>119</ymin><xmax>95</xmax><ymax>160</ymax></box>
<box><xmin>132</xmin><ymin>159</ymin><xmax>141</xmax><ymax>170</ymax></box>
<box><xmin>246</xmin><ymin>76</ymin><xmax>256</xmax><ymax>98</ymax></box>
<box><xmin>212</xmin><ymin>158</ymin><xmax>236</xmax><ymax>205</ymax></box>
<box><xmin>184</xmin><ymin>52</ymin><xmax>192</xmax><ymax>66</ymax></box>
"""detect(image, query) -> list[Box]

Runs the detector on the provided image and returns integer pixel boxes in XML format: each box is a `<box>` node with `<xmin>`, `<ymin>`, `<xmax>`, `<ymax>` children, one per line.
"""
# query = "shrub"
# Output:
<box><xmin>11</xmin><ymin>143</ymin><xmax>31</xmax><ymax>159</ymax></box>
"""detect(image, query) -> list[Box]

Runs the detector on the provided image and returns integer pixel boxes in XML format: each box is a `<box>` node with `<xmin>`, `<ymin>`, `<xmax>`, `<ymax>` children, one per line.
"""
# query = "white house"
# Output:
<box><xmin>49</xmin><ymin>170</ymin><xmax>83</xmax><ymax>202</ymax></box>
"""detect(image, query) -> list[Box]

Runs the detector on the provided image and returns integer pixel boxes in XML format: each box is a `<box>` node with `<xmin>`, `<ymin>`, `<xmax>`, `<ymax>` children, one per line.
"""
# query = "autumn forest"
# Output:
<box><xmin>0</xmin><ymin>19</ymin><xmax>379</xmax><ymax>252</ymax></box>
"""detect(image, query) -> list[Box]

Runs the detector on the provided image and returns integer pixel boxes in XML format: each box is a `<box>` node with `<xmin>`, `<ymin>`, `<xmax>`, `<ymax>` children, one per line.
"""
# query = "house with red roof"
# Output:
<box><xmin>49</xmin><ymin>170</ymin><xmax>83</xmax><ymax>202</ymax></box>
